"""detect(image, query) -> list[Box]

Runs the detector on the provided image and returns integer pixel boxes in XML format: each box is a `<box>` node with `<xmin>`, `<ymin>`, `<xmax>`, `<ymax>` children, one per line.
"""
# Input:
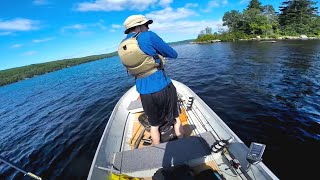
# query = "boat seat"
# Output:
<box><xmin>127</xmin><ymin>99</ymin><xmax>143</xmax><ymax>113</ymax></box>
<box><xmin>113</xmin><ymin>131</ymin><xmax>216</xmax><ymax>173</ymax></box>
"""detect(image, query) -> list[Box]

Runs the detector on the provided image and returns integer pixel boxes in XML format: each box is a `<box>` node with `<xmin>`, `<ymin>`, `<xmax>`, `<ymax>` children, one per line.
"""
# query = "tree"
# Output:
<box><xmin>262</xmin><ymin>5</ymin><xmax>280</xmax><ymax>35</ymax></box>
<box><xmin>309</xmin><ymin>16</ymin><xmax>320</xmax><ymax>36</ymax></box>
<box><xmin>222</xmin><ymin>10</ymin><xmax>243</xmax><ymax>32</ymax></box>
<box><xmin>243</xmin><ymin>8</ymin><xmax>269</xmax><ymax>35</ymax></box>
<box><xmin>205</xmin><ymin>27</ymin><xmax>212</xmax><ymax>34</ymax></box>
<box><xmin>199</xmin><ymin>30</ymin><xmax>205</xmax><ymax>36</ymax></box>
<box><xmin>279</xmin><ymin>0</ymin><xmax>319</xmax><ymax>34</ymax></box>
<box><xmin>247</xmin><ymin>0</ymin><xmax>263</xmax><ymax>11</ymax></box>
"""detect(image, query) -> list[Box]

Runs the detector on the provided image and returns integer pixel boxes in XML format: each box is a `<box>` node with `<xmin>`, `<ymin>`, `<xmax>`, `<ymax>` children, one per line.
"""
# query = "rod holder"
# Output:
<box><xmin>186</xmin><ymin>97</ymin><xmax>194</xmax><ymax>110</ymax></box>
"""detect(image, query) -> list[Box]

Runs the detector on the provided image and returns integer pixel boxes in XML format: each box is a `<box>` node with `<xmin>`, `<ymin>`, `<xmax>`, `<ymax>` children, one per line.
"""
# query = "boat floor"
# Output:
<box><xmin>113</xmin><ymin>100</ymin><xmax>243</xmax><ymax>179</ymax></box>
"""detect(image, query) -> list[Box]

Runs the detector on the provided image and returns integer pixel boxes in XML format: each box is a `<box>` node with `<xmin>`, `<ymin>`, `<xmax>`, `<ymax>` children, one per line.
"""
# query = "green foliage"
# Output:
<box><xmin>0</xmin><ymin>52</ymin><xmax>118</xmax><ymax>86</ymax></box>
<box><xmin>309</xmin><ymin>16</ymin><xmax>320</xmax><ymax>35</ymax></box>
<box><xmin>243</xmin><ymin>8</ymin><xmax>271</xmax><ymax>35</ymax></box>
<box><xmin>196</xmin><ymin>34</ymin><xmax>216</xmax><ymax>42</ymax></box>
<box><xmin>196</xmin><ymin>31</ymin><xmax>249</xmax><ymax>42</ymax></box>
<box><xmin>279</xmin><ymin>0</ymin><xmax>319</xmax><ymax>34</ymax></box>
<box><xmin>263</xmin><ymin>5</ymin><xmax>281</xmax><ymax>34</ymax></box>
<box><xmin>247</xmin><ymin>0</ymin><xmax>263</xmax><ymax>11</ymax></box>
<box><xmin>196</xmin><ymin>0</ymin><xmax>320</xmax><ymax>42</ymax></box>
<box><xmin>223</xmin><ymin>10</ymin><xmax>243</xmax><ymax>32</ymax></box>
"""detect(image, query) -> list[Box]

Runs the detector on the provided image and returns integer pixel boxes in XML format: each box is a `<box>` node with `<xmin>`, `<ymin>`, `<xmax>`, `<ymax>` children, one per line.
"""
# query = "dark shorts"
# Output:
<box><xmin>140</xmin><ymin>82</ymin><xmax>179</xmax><ymax>126</ymax></box>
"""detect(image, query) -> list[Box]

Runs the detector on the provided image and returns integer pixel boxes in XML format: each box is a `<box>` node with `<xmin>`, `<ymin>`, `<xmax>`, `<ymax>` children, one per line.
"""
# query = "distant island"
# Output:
<box><xmin>195</xmin><ymin>0</ymin><xmax>320</xmax><ymax>43</ymax></box>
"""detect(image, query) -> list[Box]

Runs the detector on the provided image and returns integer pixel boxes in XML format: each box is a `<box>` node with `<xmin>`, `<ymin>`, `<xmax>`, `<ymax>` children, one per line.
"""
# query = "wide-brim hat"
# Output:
<box><xmin>124</xmin><ymin>15</ymin><xmax>153</xmax><ymax>34</ymax></box>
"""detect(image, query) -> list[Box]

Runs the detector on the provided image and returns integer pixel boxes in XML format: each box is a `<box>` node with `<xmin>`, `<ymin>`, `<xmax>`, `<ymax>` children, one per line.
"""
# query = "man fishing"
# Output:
<box><xmin>118</xmin><ymin>14</ymin><xmax>185</xmax><ymax>145</ymax></box>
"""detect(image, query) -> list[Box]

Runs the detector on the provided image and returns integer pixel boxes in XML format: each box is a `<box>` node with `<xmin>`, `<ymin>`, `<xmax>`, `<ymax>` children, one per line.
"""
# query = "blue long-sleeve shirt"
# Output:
<box><xmin>124</xmin><ymin>31</ymin><xmax>178</xmax><ymax>94</ymax></box>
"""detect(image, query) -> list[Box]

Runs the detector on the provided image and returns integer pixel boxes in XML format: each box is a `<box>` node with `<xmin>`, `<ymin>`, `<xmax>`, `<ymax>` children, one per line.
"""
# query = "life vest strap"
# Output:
<box><xmin>133</xmin><ymin>32</ymin><xmax>141</xmax><ymax>38</ymax></box>
<box><xmin>135</xmin><ymin>68</ymin><xmax>158</xmax><ymax>78</ymax></box>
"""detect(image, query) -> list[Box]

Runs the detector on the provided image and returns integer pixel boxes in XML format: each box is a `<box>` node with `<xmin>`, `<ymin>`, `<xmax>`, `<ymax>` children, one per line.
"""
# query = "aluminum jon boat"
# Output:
<box><xmin>87</xmin><ymin>80</ymin><xmax>279</xmax><ymax>180</ymax></box>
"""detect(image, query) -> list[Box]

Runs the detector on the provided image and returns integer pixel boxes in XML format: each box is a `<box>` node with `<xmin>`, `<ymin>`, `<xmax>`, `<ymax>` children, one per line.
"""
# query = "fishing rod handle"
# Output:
<box><xmin>27</xmin><ymin>172</ymin><xmax>42</xmax><ymax>180</ymax></box>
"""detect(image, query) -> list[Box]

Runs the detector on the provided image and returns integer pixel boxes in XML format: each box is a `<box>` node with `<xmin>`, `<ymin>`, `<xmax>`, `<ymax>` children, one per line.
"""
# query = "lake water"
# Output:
<box><xmin>0</xmin><ymin>40</ymin><xmax>319</xmax><ymax>179</ymax></box>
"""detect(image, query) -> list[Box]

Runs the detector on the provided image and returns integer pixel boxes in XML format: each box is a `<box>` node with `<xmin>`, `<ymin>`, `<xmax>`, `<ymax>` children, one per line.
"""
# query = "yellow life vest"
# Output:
<box><xmin>118</xmin><ymin>32</ymin><xmax>165</xmax><ymax>78</ymax></box>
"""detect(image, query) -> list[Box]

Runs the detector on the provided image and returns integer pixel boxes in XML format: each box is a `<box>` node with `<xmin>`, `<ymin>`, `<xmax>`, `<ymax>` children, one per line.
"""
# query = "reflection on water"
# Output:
<box><xmin>0</xmin><ymin>40</ymin><xmax>319</xmax><ymax>179</ymax></box>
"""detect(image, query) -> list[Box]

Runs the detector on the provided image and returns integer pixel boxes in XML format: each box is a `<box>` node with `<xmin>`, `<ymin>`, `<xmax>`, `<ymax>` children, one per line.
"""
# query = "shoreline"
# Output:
<box><xmin>191</xmin><ymin>36</ymin><xmax>320</xmax><ymax>44</ymax></box>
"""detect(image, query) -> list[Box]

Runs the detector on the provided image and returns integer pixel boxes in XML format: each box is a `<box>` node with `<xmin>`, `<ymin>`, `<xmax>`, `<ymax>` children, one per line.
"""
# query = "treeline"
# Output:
<box><xmin>196</xmin><ymin>0</ymin><xmax>320</xmax><ymax>42</ymax></box>
<box><xmin>169</xmin><ymin>39</ymin><xmax>195</xmax><ymax>46</ymax></box>
<box><xmin>0</xmin><ymin>52</ymin><xmax>117</xmax><ymax>86</ymax></box>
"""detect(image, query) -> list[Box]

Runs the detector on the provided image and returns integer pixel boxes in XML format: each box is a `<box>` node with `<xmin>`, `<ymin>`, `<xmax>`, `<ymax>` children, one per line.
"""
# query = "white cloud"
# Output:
<box><xmin>0</xmin><ymin>18</ymin><xmax>39</xmax><ymax>31</ymax></box>
<box><xmin>152</xmin><ymin>19</ymin><xmax>225</xmax><ymax>34</ymax></box>
<box><xmin>60</xmin><ymin>22</ymin><xmax>107</xmax><ymax>37</ymax></box>
<box><xmin>95</xmin><ymin>22</ymin><xmax>107</xmax><ymax>30</ymax></box>
<box><xmin>75</xmin><ymin>0</ymin><xmax>157</xmax><ymax>12</ymax></box>
<box><xmin>32</xmin><ymin>37</ymin><xmax>55</xmax><ymax>43</ymax></box>
<box><xmin>69</xmin><ymin>24</ymin><xmax>86</xmax><ymax>30</ymax></box>
<box><xmin>202</xmin><ymin>0</ymin><xmax>229</xmax><ymax>12</ymax></box>
<box><xmin>185</xmin><ymin>3</ymin><xmax>198</xmax><ymax>8</ymax></box>
<box><xmin>146</xmin><ymin>7</ymin><xmax>197</xmax><ymax>23</ymax></box>
<box><xmin>209</xmin><ymin>1</ymin><xmax>220</xmax><ymax>7</ymax></box>
<box><xmin>112</xmin><ymin>24</ymin><xmax>122</xmax><ymax>29</ymax></box>
<box><xmin>61</xmin><ymin>22</ymin><xmax>107</xmax><ymax>34</ymax></box>
<box><xmin>144</xmin><ymin>6</ymin><xmax>227</xmax><ymax>39</ymax></box>
<box><xmin>11</xmin><ymin>44</ymin><xmax>23</xmax><ymax>48</ymax></box>
<box><xmin>23</xmin><ymin>51</ymin><xmax>37</xmax><ymax>56</ymax></box>
<box><xmin>61</xmin><ymin>24</ymin><xmax>86</xmax><ymax>33</ymax></box>
<box><xmin>153</xmin><ymin>19</ymin><xmax>227</xmax><ymax>43</ymax></box>
<box><xmin>159</xmin><ymin>0</ymin><xmax>173</xmax><ymax>7</ymax></box>
<box><xmin>110</xmin><ymin>24</ymin><xmax>123</xmax><ymax>33</ymax></box>
<box><xmin>33</xmin><ymin>0</ymin><xmax>50</xmax><ymax>5</ymax></box>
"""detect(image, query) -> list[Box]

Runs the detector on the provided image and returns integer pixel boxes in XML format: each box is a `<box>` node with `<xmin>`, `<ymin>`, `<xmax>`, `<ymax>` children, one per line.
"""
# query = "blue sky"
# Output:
<box><xmin>0</xmin><ymin>0</ymin><xmax>311</xmax><ymax>70</ymax></box>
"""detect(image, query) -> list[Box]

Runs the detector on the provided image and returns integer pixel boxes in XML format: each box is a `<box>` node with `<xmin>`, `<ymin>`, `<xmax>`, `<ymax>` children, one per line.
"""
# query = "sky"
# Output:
<box><xmin>0</xmin><ymin>0</ymin><xmax>314</xmax><ymax>70</ymax></box>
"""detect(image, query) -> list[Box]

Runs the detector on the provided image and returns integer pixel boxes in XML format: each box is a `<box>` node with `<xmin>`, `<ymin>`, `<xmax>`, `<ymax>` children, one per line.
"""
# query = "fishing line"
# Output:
<box><xmin>179</xmin><ymin>94</ymin><xmax>223</xmax><ymax>176</ymax></box>
<box><xmin>191</xmin><ymin>101</ymin><xmax>224</xmax><ymax>141</ymax></box>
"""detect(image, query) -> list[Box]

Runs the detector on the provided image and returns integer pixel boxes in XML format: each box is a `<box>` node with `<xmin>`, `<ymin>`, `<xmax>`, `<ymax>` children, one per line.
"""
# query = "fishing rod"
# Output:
<box><xmin>0</xmin><ymin>156</ymin><xmax>42</xmax><ymax>180</ymax></box>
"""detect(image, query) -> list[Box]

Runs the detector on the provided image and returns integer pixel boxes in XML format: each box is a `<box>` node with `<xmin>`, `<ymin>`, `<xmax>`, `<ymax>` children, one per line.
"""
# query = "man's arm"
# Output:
<box><xmin>149</xmin><ymin>31</ymin><xmax>178</xmax><ymax>59</ymax></box>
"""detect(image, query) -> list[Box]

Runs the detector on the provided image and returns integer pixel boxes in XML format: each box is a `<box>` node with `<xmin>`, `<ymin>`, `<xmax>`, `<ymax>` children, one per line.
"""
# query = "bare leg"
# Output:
<box><xmin>150</xmin><ymin>126</ymin><xmax>160</xmax><ymax>145</ymax></box>
<box><xmin>174</xmin><ymin>117</ymin><xmax>185</xmax><ymax>138</ymax></box>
